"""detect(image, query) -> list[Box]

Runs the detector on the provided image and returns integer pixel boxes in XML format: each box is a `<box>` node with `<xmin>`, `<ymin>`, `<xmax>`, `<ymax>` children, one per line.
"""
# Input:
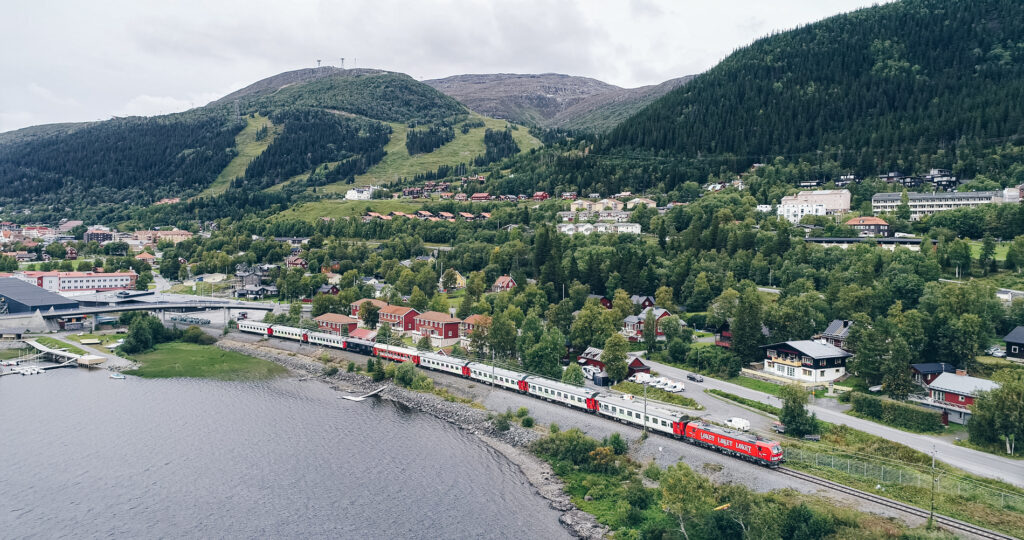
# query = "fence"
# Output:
<box><xmin>785</xmin><ymin>447</ymin><xmax>1024</xmax><ymax>510</ymax></box>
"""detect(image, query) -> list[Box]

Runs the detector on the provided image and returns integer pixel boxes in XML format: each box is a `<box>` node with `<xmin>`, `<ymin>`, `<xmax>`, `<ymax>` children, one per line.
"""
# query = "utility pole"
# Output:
<box><xmin>929</xmin><ymin>445</ymin><xmax>937</xmax><ymax>528</ymax></box>
<box><xmin>642</xmin><ymin>380</ymin><xmax>649</xmax><ymax>437</ymax></box>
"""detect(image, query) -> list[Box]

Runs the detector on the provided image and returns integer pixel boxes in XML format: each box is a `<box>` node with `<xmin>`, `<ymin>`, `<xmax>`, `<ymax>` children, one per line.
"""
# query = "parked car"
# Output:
<box><xmin>666</xmin><ymin>382</ymin><xmax>686</xmax><ymax>393</ymax></box>
<box><xmin>686</xmin><ymin>373</ymin><xmax>704</xmax><ymax>383</ymax></box>
<box><xmin>582</xmin><ymin>366</ymin><xmax>599</xmax><ymax>380</ymax></box>
<box><xmin>629</xmin><ymin>373</ymin><xmax>653</xmax><ymax>384</ymax></box>
<box><xmin>725</xmin><ymin>417</ymin><xmax>751</xmax><ymax>431</ymax></box>
<box><xmin>987</xmin><ymin>346</ymin><xmax>1006</xmax><ymax>358</ymax></box>
<box><xmin>653</xmin><ymin>378</ymin><xmax>672</xmax><ymax>389</ymax></box>
<box><xmin>771</xmin><ymin>421</ymin><xmax>786</xmax><ymax>434</ymax></box>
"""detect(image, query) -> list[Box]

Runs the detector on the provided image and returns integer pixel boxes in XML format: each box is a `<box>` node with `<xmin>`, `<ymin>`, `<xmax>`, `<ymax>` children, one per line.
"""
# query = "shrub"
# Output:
<box><xmin>410</xmin><ymin>373</ymin><xmax>434</xmax><ymax>391</ymax></box>
<box><xmin>531</xmin><ymin>428</ymin><xmax>599</xmax><ymax>466</ymax></box>
<box><xmin>516</xmin><ymin>406</ymin><xmax>529</xmax><ymax>418</ymax></box>
<box><xmin>521</xmin><ymin>416</ymin><xmax>534</xmax><ymax>428</ymax></box>
<box><xmin>383</xmin><ymin>363</ymin><xmax>397</xmax><ymax>380</ymax></box>
<box><xmin>346</xmin><ymin>361</ymin><xmax>356</xmax><ymax>372</ymax></box>
<box><xmin>395</xmin><ymin>361</ymin><xmax>416</xmax><ymax>387</ymax></box>
<box><xmin>494</xmin><ymin>416</ymin><xmax>511</xmax><ymax>432</ymax></box>
<box><xmin>850</xmin><ymin>393</ymin><xmax>943</xmax><ymax>432</ymax></box>
<box><xmin>549</xmin><ymin>423</ymin><xmax>560</xmax><ymax>434</ymax></box>
<box><xmin>603</xmin><ymin>432</ymin><xmax>629</xmax><ymax>455</ymax></box>
<box><xmin>643</xmin><ymin>462</ymin><xmax>661</xmax><ymax>481</ymax></box>
<box><xmin>323</xmin><ymin>365</ymin><xmax>339</xmax><ymax>377</ymax></box>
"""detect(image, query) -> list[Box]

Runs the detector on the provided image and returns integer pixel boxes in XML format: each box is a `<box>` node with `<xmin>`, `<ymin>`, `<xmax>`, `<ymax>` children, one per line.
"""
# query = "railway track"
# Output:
<box><xmin>776</xmin><ymin>467</ymin><xmax>1017</xmax><ymax>540</ymax></box>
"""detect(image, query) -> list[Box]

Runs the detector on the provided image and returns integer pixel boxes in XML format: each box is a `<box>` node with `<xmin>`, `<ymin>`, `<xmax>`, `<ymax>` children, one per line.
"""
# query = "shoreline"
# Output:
<box><xmin>217</xmin><ymin>339</ymin><xmax>609</xmax><ymax>539</ymax></box>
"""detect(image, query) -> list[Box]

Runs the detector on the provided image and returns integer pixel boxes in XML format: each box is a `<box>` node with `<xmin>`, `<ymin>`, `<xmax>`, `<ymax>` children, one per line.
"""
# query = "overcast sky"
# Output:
<box><xmin>1</xmin><ymin>0</ymin><xmax>886</xmax><ymax>133</ymax></box>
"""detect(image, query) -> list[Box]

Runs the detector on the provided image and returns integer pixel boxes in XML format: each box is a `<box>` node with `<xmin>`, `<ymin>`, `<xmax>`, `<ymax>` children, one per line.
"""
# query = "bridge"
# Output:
<box><xmin>0</xmin><ymin>299</ymin><xmax>277</xmax><ymax>323</ymax></box>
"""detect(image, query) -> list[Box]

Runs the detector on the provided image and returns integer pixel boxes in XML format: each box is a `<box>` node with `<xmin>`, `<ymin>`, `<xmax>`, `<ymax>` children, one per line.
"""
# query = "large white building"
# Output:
<box><xmin>777</xmin><ymin>190</ymin><xmax>851</xmax><ymax>223</ymax></box>
<box><xmin>345</xmin><ymin>186</ymin><xmax>377</xmax><ymax>201</ymax></box>
<box><xmin>871</xmin><ymin>188</ymin><xmax>1018</xmax><ymax>220</ymax></box>
<box><xmin>14</xmin><ymin>270</ymin><xmax>137</xmax><ymax>294</ymax></box>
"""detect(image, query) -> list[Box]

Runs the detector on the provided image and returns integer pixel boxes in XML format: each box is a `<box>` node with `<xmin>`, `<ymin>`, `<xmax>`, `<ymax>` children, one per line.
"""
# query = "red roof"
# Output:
<box><xmin>314</xmin><ymin>313</ymin><xmax>358</xmax><ymax>324</ymax></box>
<box><xmin>846</xmin><ymin>216</ymin><xmax>889</xmax><ymax>226</ymax></box>
<box><xmin>349</xmin><ymin>328</ymin><xmax>377</xmax><ymax>340</ymax></box>
<box><xmin>380</xmin><ymin>305</ymin><xmax>417</xmax><ymax>316</ymax></box>
<box><xmin>493</xmin><ymin>275</ymin><xmax>515</xmax><ymax>288</ymax></box>
<box><xmin>415</xmin><ymin>311</ymin><xmax>461</xmax><ymax>324</ymax></box>
<box><xmin>351</xmin><ymin>298</ymin><xmax>387</xmax><ymax>309</ymax></box>
<box><xmin>463</xmin><ymin>314</ymin><xmax>491</xmax><ymax>326</ymax></box>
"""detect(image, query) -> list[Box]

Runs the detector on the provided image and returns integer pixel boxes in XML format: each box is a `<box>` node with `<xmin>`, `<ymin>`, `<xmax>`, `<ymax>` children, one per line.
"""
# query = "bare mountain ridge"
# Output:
<box><xmin>210</xmin><ymin>66</ymin><xmax>387</xmax><ymax>105</ymax></box>
<box><xmin>424</xmin><ymin>72</ymin><xmax>693</xmax><ymax>132</ymax></box>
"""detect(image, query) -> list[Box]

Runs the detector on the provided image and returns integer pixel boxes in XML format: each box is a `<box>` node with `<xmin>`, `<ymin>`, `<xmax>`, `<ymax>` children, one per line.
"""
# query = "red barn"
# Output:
<box><xmin>379</xmin><ymin>305</ymin><xmax>419</xmax><ymax>332</ymax></box>
<box><xmin>414</xmin><ymin>311</ymin><xmax>462</xmax><ymax>340</ymax></box>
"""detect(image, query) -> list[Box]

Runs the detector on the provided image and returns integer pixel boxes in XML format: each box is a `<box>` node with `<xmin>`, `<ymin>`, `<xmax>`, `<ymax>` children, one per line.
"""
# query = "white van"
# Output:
<box><xmin>581</xmin><ymin>365</ymin><xmax>599</xmax><ymax>380</ymax></box>
<box><xmin>725</xmin><ymin>417</ymin><xmax>750</xmax><ymax>431</ymax></box>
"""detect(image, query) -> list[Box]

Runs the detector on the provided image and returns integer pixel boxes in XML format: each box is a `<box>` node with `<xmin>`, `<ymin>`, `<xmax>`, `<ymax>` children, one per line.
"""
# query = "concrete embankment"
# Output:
<box><xmin>216</xmin><ymin>339</ymin><xmax>608</xmax><ymax>539</ymax></box>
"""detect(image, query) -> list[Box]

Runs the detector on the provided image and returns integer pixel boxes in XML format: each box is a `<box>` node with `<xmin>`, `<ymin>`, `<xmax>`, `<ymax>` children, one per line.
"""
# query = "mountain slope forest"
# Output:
<box><xmin>0</xmin><ymin>71</ymin><xmax>469</xmax><ymax>214</ymax></box>
<box><xmin>604</xmin><ymin>0</ymin><xmax>1024</xmax><ymax>174</ymax></box>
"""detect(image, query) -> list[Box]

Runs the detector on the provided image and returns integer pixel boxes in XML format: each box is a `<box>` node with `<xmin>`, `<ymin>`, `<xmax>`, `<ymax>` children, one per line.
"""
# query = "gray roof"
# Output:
<box><xmin>911</xmin><ymin>363</ymin><xmax>955</xmax><ymax>375</ymax></box>
<box><xmin>821</xmin><ymin>319</ymin><xmax>853</xmax><ymax>339</ymax></box>
<box><xmin>872</xmin><ymin>191</ymin><xmax>1001</xmax><ymax>202</ymax></box>
<box><xmin>0</xmin><ymin>278</ymin><xmax>79</xmax><ymax>309</ymax></box>
<box><xmin>1004</xmin><ymin>326</ymin><xmax>1024</xmax><ymax>344</ymax></box>
<box><xmin>762</xmin><ymin>340</ymin><xmax>852</xmax><ymax>359</ymax></box>
<box><xmin>928</xmin><ymin>372</ymin><xmax>1000</xmax><ymax>397</ymax></box>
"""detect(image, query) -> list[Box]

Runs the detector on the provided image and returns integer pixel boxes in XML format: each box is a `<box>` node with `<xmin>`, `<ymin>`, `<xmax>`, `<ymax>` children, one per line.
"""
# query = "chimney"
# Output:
<box><xmin>955</xmin><ymin>369</ymin><xmax>967</xmax><ymax>376</ymax></box>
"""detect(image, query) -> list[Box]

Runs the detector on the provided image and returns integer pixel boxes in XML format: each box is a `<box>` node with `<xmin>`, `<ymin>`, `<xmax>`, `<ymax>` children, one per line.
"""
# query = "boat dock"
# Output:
<box><xmin>0</xmin><ymin>339</ymin><xmax>105</xmax><ymax>377</ymax></box>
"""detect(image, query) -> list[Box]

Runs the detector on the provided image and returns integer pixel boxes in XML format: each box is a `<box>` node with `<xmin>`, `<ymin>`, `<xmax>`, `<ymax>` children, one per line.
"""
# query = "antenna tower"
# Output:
<box><xmin>340</xmin><ymin>57</ymin><xmax>345</xmax><ymax>69</ymax></box>
<box><xmin>317</xmin><ymin>59</ymin><xmax>322</xmax><ymax>68</ymax></box>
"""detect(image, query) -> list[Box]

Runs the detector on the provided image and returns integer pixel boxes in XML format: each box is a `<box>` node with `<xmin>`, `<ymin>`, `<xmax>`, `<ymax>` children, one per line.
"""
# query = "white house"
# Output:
<box><xmin>345</xmin><ymin>186</ymin><xmax>377</xmax><ymax>201</ymax></box>
<box><xmin>777</xmin><ymin>189</ymin><xmax>851</xmax><ymax>223</ymax></box>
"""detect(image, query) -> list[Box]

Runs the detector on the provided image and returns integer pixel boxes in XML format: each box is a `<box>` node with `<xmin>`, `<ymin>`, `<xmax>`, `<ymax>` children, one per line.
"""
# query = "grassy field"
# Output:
<box><xmin>66</xmin><ymin>333</ymin><xmax>121</xmax><ymax>346</ymax></box>
<box><xmin>969</xmin><ymin>240</ymin><xmax>1010</xmax><ymax>261</ymax></box>
<box><xmin>34</xmin><ymin>337</ymin><xmax>86</xmax><ymax>355</ymax></box>
<box><xmin>197</xmin><ymin>114</ymin><xmax>279</xmax><ymax>198</ymax></box>
<box><xmin>272</xmin><ymin>199</ymin><xmax>427</xmax><ymax>222</ymax></box>
<box><xmin>0</xmin><ymin>348</ymin><xmax>31</xmax><ymax>360</ymax></box>
<box><xmin>321</xmin><ymin>115</ymin><xmax>541</xmax><ymax>194</ymax></box>
<box><xmin>124</xmin><ymin>342</ymin><xmax>288</xmax><ymax>380</ymax></box>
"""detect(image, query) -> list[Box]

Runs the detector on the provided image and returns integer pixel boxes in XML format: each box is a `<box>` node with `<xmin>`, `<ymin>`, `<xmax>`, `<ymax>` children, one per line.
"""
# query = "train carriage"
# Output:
<box><xmin>345</xmin><ymin>337</ymin><xmax>375</xmax><ymax>355</ymax></box>
<box><xmin>596</xmin><ymin>393</ymin><xmax>688</xmax><ymax>436</ymax></box>
<box><xmin>525</xmin><ymin>376</ymin><xmax>600</xmax><ymax>412</ymax></box>
<box><xmin>238</xmin><ymin>321</ymin><xmax>272</xmax><ymax>335</ymax></box>
<box><xmin>308</xmin><ymin>331</ymin><xmax>346</xmax><ymax>349</ymax></box>
<box><xmin>373</xmin><ymin>343</ymin><xmax>420</xmax><ymax>364</ymax></box>
<box><xmin>465</xmin><ymin>362</ymin><xmax>529</xmax><ymax>392</ymax></box>
<box><xmin>684</xmin><ymin>422</ymin><xmax>783</xmax><ymax>467</ymax></box>
<box><xmin>418</xmin><ymin>352</ymin><xmax>470</xmax><ymax>376</ymax></box>
<box><xmin>271</xmin><ymin>325</ymin><xmax>308</xmax><ymax>342</ymax></box>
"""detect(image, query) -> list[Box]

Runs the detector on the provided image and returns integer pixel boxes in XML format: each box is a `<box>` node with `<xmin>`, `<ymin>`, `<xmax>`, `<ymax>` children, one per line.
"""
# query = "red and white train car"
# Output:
<box><xmin>525</xmin><ymin>376</ymin><xmax>599</xmax><ymax>412</ymax></box>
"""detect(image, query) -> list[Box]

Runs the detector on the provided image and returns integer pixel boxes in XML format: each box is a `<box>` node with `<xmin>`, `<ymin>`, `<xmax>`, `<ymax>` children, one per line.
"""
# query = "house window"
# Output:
<box><xmin>767</xmin><ymin>350</ymin><xmax>776</xmax><ymax>357</ymax></box>
<box><xmin>802</xmin><ymin>369</ymin><xmax>811</xmax><ymax>377</ymax></box>
<box><xmin>787</xmin><ymin>366</ymin><xmax>795</xmax><ymax>377</ymax></box>
<box><xmin>959</xmin><ymin>395</ymin><xmax>965</xmax><ymax>402</ymax></box>
<box><xmin>933</xmin><ymin>390</ymin><xmax>945</xmax><ymax>401</ymax></box>
<box><xmin>1013</xmin><ymin>346</ymin><xmax>1019</xmax><ymax>354</ymax></box>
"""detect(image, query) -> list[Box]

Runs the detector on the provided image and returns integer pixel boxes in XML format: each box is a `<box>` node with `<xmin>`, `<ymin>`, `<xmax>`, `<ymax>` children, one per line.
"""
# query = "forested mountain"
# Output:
<box><xmin>604</xmin><ymin>0</ymin><xmax>1024</xmax><ymax>174</ymax></box>
<box><xmin>0</xmin><ymin>70</ymin><xmax>467</xmax><ymax>212</ymax></box>
<box><xmin>424</xmin><ymin>73</ymin><xmax>691</xmax><ymax>132</ymax></box>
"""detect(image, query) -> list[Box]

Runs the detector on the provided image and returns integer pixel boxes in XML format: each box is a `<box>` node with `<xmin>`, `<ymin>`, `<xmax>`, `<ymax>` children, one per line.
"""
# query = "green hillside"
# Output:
<box><xmin>0</xmin><ymin>70</ymin><xmax>472</xmax><ymax>217</ymax></box>
<box><xmin>604</xmin><ymin>0</ymin><xmax>1024</xmax><ymax>175</ymax></box>
<box><xmin>321</xmin><ymin>115</ymin><xmax>541</xmax><ymax>193</ymax></box>
<box><xmin>198</xmin><ymin>113</ymin><xmax>280</xmax><ymax>198</ymax></box>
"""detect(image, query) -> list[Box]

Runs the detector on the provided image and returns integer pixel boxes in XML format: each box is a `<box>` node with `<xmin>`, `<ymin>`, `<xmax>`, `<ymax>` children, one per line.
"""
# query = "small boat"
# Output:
<box><xmin>109</xmin><ymin>373</ymin><xmax>126</xmax><ymax>380</ymax></box>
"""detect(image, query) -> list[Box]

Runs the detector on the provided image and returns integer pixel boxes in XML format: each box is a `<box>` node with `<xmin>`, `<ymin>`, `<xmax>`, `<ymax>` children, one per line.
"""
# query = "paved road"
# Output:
<box><xmin>646</xmin><ymin>359</ymin><xmax>1024</xmax><ymax>488</ymax></box>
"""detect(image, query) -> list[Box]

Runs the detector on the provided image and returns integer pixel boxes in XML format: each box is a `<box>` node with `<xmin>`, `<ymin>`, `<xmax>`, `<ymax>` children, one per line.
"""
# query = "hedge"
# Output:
<box><xmin>849</xmin><ymin>393</ymin><xmax>944</xmax><ymax>433</ymax></box>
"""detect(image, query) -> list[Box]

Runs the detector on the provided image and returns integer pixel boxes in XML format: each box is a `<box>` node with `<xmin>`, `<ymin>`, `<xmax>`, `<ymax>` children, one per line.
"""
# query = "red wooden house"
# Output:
<box><xmin>379</xmin><ymin>305</ymin><xmax>419</xmax><ymax>332</ymax></box>
<box><xmin>350</xmin><ymin>298</ymin><xmax>387</xmax><ymax>317</ymax></box>
<box><xmin>576</xmin><ymin>347</ymin><xmax>650</xmax><ymax>377</ymax></box>
<box><xmin>492</xmin><ymin>275</ymin><xmax>516</xmax><ymax>292</ymax></box>
<box><xmin>533</xmin><ymin>191</ymin><xmax>549</xmax><ymax>201</ymax></box>
<box><xmin>919</xmin><ymin>371</ymin><xmax>1000</xmax><ymax>425</ymax></box>
<box><xmin>414</xmin><ymin>311</ymin><xmax>462</xmax><ymax>340</ymax></box>
<box><xmin>314</xmin><ymin>313</ymin><xmax>358</xmax><ymax>335</ymax></box>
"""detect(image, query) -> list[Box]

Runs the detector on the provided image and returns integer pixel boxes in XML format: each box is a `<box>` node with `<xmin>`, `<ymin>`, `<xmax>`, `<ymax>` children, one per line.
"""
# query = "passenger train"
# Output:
<box><xmin>238</xmin><ymin>321</ymin><xmax>784</xmax><ymax>467</ymax></box>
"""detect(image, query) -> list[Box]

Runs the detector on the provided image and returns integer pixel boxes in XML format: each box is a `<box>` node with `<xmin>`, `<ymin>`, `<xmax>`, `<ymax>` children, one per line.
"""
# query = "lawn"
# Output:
<box><xmin>0</xmin><ymin>348</ymin><xmax>31</xmax><ymax>360</ymax></box>
<box><xmin>724</xmin><ymin>374</ymin><xmax>786</xmax><ymax>396</ymax></box>
<box><xmin>968</xmin><ymin>240</ymin><xmax>1010</xmax><ymax>262</ymax></box>
<box><xmin>66</xmin><ymin>333</ymin><xmax>122</xmax><ymax>346</ymax></box>
<box><xmin>272</xmin><ymin>199</ymin><xmax>425</xmax><ymax>222</ymax></box>
<box><xmin>320</xmin><ymin>115</ymin><xmax>541</xmax><ymax>194</ymax></box>
<box><xmin>34</xmin><ymin>337</ymin><xmax>86</xmax><ymax>355</ymax></box>
<box><xmin>124</xmin><ymin>342</ymin><xmax>288</xmax><ymax>380</ymax></box>
<box><xmin>197</xmin><ymin>113</ymin><xmax>280</xmax><ymax>198</ymax></box>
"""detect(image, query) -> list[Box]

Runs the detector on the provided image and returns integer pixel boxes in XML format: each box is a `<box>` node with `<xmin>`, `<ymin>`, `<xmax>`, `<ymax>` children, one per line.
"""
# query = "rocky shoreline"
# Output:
<box><xmin>217</xmin><ymin>339</ymin><xmax>609</xmax><ymax>539</ymax></box>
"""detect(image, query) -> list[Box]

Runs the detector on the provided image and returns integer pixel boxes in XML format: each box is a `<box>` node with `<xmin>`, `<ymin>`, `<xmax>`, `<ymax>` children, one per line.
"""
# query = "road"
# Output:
<box><xmin>645</xmin><ymin>359</ymin><xmax>1024</xmax><ymax>488</ymax></box>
